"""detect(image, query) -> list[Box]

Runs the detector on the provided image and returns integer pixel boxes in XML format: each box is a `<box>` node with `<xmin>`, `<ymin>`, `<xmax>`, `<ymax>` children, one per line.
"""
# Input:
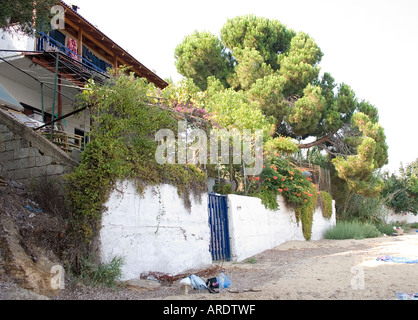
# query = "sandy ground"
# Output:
<box><xmin>46</xmin><ymin>230</ymin><xmax>418</xmax><ymax>300</ymax></box>
<box><xmin>162</xmin><ymin>231</ymin><xmax>418</xmax><ymax>300</ymax></box>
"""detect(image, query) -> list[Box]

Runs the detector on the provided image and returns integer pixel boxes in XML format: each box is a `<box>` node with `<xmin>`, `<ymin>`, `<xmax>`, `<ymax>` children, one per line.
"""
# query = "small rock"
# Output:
<box><xmin>123</xmin><ymin>279</ymin><xmax>161</xmax><ymax>291</ymax></box>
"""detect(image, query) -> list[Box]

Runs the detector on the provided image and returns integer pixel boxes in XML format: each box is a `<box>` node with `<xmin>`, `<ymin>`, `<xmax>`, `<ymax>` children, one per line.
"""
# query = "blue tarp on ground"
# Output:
<box><xmin>396</xmin><ymin>293</ymin><xmax>418</xmax><ymax>300</ymax></box>
<box><xmin>377</xmin><ymin>256</ymin><xmax>418</xmax><ymax>264</ymax></box>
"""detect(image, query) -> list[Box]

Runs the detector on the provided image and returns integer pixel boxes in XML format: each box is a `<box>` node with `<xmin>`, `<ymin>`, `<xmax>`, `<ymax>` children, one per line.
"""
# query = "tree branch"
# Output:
<box><xmin>297</xmin><ymin>132</ymin><xmax>335</xmax><ymax>149</ymax></box>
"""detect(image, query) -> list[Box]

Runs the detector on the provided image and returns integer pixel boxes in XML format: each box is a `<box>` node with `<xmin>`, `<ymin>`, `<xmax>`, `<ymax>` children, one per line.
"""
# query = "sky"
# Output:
<box><xmin>74</xmin><ymin>0</ymin><xmax>418</xmax><ymax>174</ymax></box>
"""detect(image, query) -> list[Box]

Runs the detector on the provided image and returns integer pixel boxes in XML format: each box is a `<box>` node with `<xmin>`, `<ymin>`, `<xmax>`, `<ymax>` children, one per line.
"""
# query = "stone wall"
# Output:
<box><xmin>0</xmin><ymin>108</ymin><xmax>78</xmax><ymax>186</ymax></box>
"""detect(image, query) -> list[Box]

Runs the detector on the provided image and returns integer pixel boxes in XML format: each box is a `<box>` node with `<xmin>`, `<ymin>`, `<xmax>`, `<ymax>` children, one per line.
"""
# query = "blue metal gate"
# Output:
<box><xmin>208</xmin><ymin>193</ymin><xmax>231</xmax><ymax>261</ymax></box>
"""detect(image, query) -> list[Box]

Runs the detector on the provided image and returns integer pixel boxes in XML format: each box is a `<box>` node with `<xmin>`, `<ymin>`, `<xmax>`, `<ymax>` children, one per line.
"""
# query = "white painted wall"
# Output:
<box><xmin>227</xmin><ymin>194</ymin><xmax>336</xmax><ymax>262</ymax></box>
<box><xmin>383</xmin><ymin>207</ymin><xmax>418</xmax><ymax>224</ymax></box>
<box><xmin>0</xmin><ymin>28</ymin><xmax>35</xmax><ymax>60</ymax></box>
<box><xmin>100</xmin><ymin>182</ymin><xmax>337</xmax><ymax>279</ymax></box>
<box><xmin>99</xmin><ymin>181</ymin><xmax>212</xmax><ymax>281</ymax></box>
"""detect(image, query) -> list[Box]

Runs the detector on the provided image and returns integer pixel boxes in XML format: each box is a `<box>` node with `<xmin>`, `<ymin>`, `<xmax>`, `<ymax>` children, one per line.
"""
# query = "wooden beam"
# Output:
<box><xmin>31</xmin><ymin>56</ymin><xmax>84</xmax><ymax>88</ymax></box>
<box><xmin>77</xmin><ymin>27</ymin><xmax>83</xmax><ymax>58</ymax></box>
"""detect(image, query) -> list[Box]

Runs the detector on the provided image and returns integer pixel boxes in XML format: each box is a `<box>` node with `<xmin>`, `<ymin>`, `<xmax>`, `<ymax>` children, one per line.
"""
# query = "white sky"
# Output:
<box><xmin>74</xmin><ymin>0</ymin><xmax>418</xmax><ymax>174</ymax></box>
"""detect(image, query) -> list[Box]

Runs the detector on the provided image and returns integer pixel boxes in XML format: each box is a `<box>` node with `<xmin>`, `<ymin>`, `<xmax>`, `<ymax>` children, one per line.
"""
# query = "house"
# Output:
<box><xmin>0</xmin><ymin>1</ymin><xmax>168</xmax><ymax>154</ymax></box>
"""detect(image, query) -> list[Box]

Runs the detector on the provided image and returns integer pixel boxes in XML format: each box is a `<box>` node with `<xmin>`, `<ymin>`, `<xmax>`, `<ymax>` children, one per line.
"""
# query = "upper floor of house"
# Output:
<box><xmin>0</xmin><ymin>1</ymin><xmax>168</xmax><ymax>89</ymax></box>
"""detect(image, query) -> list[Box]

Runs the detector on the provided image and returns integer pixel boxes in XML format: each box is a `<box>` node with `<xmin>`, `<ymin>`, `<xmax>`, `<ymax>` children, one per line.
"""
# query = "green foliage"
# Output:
<box><xmin>247</xmin><ymin>74</ymin><xmax>289</xmax><ymax>122</ymax></box>
<box><xmin>253</xmin><ymin>188</ymin><xmax>279</xmax><ymax>211</ymax></box>
<box><xmin>382</xmin><ymin>158</ymin><xmax>418</xmax><ymax>215</ymax></box>
<box><xmin>65</xmin><ymin>70</ymin><xmax>207</xmax><ymax>260</ymax></box>
<box><xmin>205</xmin><ymin>87</ymin><xmax>275</xmax><ymax>138</ymax></box>
<box><xmin>213</xmin><ymin>183</ymin><xmax>233</xmax><ymax>195</ymax></box>
<box><xmin>294</xmin><ymin>184</ymin><xmax>318</xmax><ymax>240</ymax></box>
<box><xmin>78</xmin><ymin>255</ymin><xmax>124</xmax><ymax>288</ymax></box>
<box><xmin>319</xmin><ymin>191</ymin><xmax>333</xmax><ymax>219</ymax></box>
<box><xmin>277</xmin><ymin>32</ymin><xmax>323</xmax><ymax>96</ymax></box>
<box><xmin>324</xmin><ymin>221</ymin><xmax>381</xmax><ymax>240</ymax></box>
<box><xmin>229</xmin><ymin>47</ymin><xmax>273</xmax><ymax>90</ymax></box>
<box><xmin>264</xmin><ymin>136</ymin><xmax>299</xmax><ymax>156</ymax></box>
<box><xmin>246</xmin><ymin>155</ymin><xmax>320</xmax><ymax>239</ymax></box>
<box><xmin>0</xmin><ymin>0</ymin><xmax>59</xmax><ymax>35</ymax></box>
<box><xmin>338</xmin><ymin>193</ymin><xmax>384</xmax><ymax>224</ymax></box>
<box><xmin>287</xmin><ymin>84</ymin><xmax>326</xmax><ymax>136</ymax></box>
<box><xmin>245</xmin><ymin>257</ymin><xmax>257</xmax><ymax>264</ymax></box>
<box><xmin>260</xmin><ymin>156</ymin><xmax>317</xmax><ymax>206</ymax></box>
<box><xmin>174</xmin><ymin>31</ymin><xmax>234</xmax><ymax>90</ymax></box>
<box><xmin>220</xmin><ymin>15</ymin><xmax>295</xmax><ymax>70</ymax></box>
<box><xmin>174</xmin><ymin>14</ymin><xmax>389</xmax><ymax>217</ymax></box>
<box><xmin>332</xmin><ymin>112</ymin><xmax>387</xmax><ymax>197</ymax></box>
<box><xmin>376</xmin><ymin>222</ymin><xmax>406</xmax><ymax>236</ymax></box>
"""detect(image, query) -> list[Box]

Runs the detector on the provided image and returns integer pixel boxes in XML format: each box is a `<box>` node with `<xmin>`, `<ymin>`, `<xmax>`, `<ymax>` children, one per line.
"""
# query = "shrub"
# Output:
<box><xmin>376</xmin><ymin>223</ymin><xmax>398</xmax><ymax>235</ymax></box>
<box><xmin>248</xmin><ymin>155</ymin><xmax>321</xmax><ymax>240</ymax></box>
<box><xmin>324</xmin><ymin>221</ymin><xmax>381</xmax><ymax>240</ymax></box>
<box><xmin>78</xmin><ymin>255</ymin><xmax>124</xmax><ymax>288</ymax></box>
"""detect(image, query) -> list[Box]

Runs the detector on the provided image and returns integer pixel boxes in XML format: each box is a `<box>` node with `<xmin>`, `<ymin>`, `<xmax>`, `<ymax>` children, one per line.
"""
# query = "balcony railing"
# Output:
<box><xmin>40</xmin><ymin>129</ymin><xmax>84</xmax><ymax>154</ymax></box>
<box><xmin>36</xmin><ymin>31</ymin><xmax>108</xmax><ymax>74</ymax></box>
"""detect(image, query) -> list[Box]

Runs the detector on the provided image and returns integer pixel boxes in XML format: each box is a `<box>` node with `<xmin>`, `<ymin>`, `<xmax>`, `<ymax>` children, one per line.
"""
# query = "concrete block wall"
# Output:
<box><xmin>0</xmin><ymin>108</ymin><xmax>78</xmax><ymax>186</ymax></box>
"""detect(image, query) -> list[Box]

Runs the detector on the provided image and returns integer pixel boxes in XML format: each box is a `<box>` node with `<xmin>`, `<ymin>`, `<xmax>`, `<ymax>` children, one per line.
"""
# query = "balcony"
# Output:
<box><xmin>35</xmin><ymin>31</ymin><xmax>111</xmax><ymax>75</ymax></box>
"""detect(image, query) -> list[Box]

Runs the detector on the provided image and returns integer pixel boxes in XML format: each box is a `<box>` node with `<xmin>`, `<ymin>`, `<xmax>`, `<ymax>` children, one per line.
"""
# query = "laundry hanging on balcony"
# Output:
<box><xmin>67</xmin><ymin>38</ymin><xmax>78</xmax><ymax>60</ymax></box>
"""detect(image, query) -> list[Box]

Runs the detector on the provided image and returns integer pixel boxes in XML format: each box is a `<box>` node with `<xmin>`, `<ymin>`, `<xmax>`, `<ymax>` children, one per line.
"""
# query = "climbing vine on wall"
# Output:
<box><xmin>247</xmin><ymin>155</ymin><xmax>332</xmax><ymax>240</ymax></box>
<box><xmin>64</xmin><ymin>70</ymin><xmax>207</xmax><ymax>264</ymax></box>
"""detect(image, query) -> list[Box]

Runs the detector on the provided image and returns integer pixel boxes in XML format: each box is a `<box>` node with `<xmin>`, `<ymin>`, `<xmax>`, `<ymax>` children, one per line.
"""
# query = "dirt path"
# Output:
<box><xmin>50</xmin><ymin>231</ymin><xmax>418</xmax><ymax>300</ymax></box>
<box><xmin>162</xmin><ymin>231</ymin><xmax>418</xmax><ymax>300</ymax></box>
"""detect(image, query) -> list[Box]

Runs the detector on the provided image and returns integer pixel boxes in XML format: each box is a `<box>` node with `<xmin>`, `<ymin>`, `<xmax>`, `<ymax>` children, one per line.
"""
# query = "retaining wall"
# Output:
<box><xmin>99</xmin><ymin>181</ymin><xmax>212</xmax><ymax>281</ymax></box>
<box><xmin>227</xmin><ymin>194</ymin><xmax>336</xmax><ymax>262</ymax></box>
<box><xmin>0</xmin><ymin>108</ymin><xmax>78</xmax><ymax>186</ymax></box>
<box><xmin>100</xmin><ymin>181</ymin><xmax>337</xmax><ymax>280</ymax></box>
<box><xmin>384</xmin><ymin>207</ymin><xmax>418</xmax><ymax>225</ymax></box>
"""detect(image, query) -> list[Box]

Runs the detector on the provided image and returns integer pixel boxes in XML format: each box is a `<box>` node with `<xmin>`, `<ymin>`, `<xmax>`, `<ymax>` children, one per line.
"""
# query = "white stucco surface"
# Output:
<box><xmin>100</xmin><ymin>181</ymin><xmax>212</xmax><ymax>280</ymax></box>
<box><xmin>384</xmin><ymin>209</ymin><xmax>418</xmax><ymax>225</ymax></box>
<box><xmin>227</xmin><ymin>194</ymin><xmax>336</xmax><ymax>262</ymax></box>
<box><xmin>100</xmin><ymin>181</ymin><xmax>337</xmax><ymax>279</ymax></box>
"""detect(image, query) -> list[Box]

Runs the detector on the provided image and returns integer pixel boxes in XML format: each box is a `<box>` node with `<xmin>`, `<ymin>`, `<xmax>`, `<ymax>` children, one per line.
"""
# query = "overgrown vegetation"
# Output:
<box><xmin>382</xmin><ymin>159</ymin><xmax>418</xmax><ymax>215</ymax></box>
<box><xmin>324</xmin><ymin>221</ymin><xmax>381</xmax><ymax>240</ymax></box>
<box><xmin>319</xmin><ymin>191</ymin><xmax>333</xmax><ymax>219</ymax></box>
<box><xmin>0</xmin><ymin>0</ymin><xmax>59</xmax><ymax>36</ymax></box>
<box><xmin>75</xmin><ymin>255</ymin><xmax>124</xmax><ymax>289</ymax></box>
<box><xmin>169</xmin><ymin>15</ymin><xmax>394</xmax><ymax>239</ymax></box>
<box><xmin>325</xmin><ymin>220</ymin><xmax>418</xmax><ymax>240</ymax></box>
<box><xmin>174</xmin><ymin>14</ymin><xmax>389</xmax><ymax>201</ymax></box>
<box><xmin>64</xmin><ymin>70</ymin><xmax>208</xmax><ymax>272</ymax></box>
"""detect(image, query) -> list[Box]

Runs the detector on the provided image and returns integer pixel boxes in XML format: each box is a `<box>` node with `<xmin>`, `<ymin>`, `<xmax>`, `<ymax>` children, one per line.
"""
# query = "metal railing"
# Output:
<box><xmin>36</xmin><ymin>31</ymin><xmax>107</xmax><ymax>74</ymax></box>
